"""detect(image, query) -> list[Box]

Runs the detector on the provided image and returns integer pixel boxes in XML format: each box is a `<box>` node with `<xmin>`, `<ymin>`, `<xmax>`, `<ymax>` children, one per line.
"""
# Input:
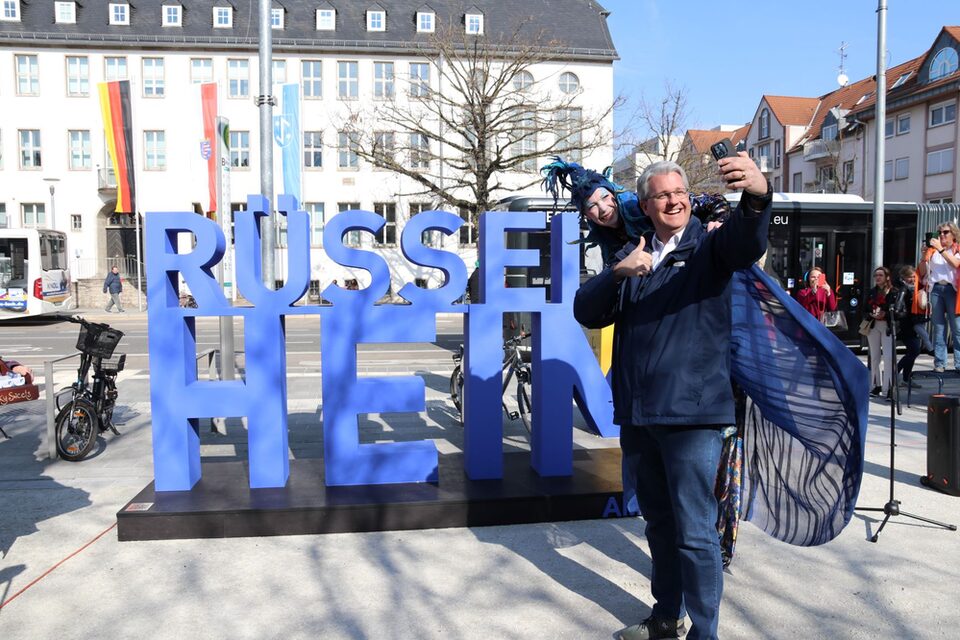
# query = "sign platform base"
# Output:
<box><xmin>116</xmin><ymin>448</ymin><xmax>626</xmax><ymax>541</ymax></box>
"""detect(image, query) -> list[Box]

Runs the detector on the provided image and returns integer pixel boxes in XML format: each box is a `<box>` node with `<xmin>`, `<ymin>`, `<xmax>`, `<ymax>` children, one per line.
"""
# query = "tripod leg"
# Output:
<box><xmin>896</xmin><ymin>510</ymin><xmax>958</xmax><ymax>531</ymax></box>
<box><xmin>870</xmin><ymin>513</ymin><xmax>892</xmax><ymax>543</ymax></box>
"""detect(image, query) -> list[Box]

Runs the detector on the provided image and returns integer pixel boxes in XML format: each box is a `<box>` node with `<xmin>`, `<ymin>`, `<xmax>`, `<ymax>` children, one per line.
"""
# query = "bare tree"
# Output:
<box><xmin>339</xmin><ymin>22</ymin><xmax>620</xmax><ymax>222</ymax></box>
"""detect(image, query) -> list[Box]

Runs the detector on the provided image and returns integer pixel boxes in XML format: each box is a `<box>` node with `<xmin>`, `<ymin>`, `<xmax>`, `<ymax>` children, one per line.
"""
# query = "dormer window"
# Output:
<box><xmin>891</xmin><ymin>71</ymin><xmax>911</xmax><ymax>89</ymax></box>
<box><xmin>417</xmin><ymin>11</ymin><xmax>434</xmax><ymax>33</ymax></box>
<box><xmin>465</xmin><ymin>11</ymin><xmax>483</xmax><ymax>35</ymax></box>
<box><xmin>109</xmin><ymin>3</ymin><xmax>129</xmax><ymax>25</ymax></box>
<box><xmin>271</xmin><ymin>7</ymin><xmax>284</xmax><ymax>29</ymax></box>
<box><xmin>163</xmin><ymin>5</ymin><xmax>182</xmax><ymax>27</ymax></box>
<box><xmin>316</xmin><ymin>8</ymin><xmax>335</xmax><ymax>30</ymax></box>
<box><xmin>1</xmin><ymin>1</ymin><xmax>20</xmax><ymax>21</ymax></box>
<box><xmin>930</xmin><ymin>47</ymin><xmax>959</xmax><ymax>82</ymax></box>
<box><xmin>822</xmin><ymin>122</ymin><xmax>838</xmax><ymax>142</ymax></box>
<box><xmin>55</xmin><ymin>1</ymin><xmax>76</xmax><ymax>23</ymax></box>
<box><xmin>367</xmin><ymin>9</ymin><xmax>385</xmax><ymax>32</ymax></box>
<box><xmin>214</xmin><ymin>6</ymin><xmax>233</xmax><ymax>28</ymax></box>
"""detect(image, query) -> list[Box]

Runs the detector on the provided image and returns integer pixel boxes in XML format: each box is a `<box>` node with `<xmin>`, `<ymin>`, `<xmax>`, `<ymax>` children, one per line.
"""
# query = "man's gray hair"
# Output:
<box><xmin>636</xmin><ymin>161</ymin><xmax>689</xmax><ymax>199</ymax></box>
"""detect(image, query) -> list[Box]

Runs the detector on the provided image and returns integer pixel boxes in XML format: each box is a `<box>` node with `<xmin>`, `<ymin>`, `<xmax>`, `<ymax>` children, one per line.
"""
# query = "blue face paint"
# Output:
<box><xmin>145</xmin><ymin>196</ymin><xmax>615</xmax><ymax>491</ymax></box>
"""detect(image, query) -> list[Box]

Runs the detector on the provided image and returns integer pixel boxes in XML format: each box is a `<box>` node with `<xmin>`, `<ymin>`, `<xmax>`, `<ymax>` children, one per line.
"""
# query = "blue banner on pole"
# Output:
<box><xmin>274</xmin><ymin>83</ymin><xmax>302</xmax><ymax>203</ymax></box>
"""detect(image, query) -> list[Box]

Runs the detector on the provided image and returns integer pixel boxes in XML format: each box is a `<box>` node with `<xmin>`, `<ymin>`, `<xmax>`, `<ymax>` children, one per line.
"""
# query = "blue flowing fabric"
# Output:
<box><xmin>731</xmin><ymin>265</ymin><xmax>869</xmax><ymax>546</ymax></box>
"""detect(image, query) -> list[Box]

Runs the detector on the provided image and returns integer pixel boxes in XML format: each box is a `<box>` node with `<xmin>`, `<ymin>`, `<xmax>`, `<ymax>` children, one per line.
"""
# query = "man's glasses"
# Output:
<box><xmin>649</xmin><ymin>189</ymin><xmax>689</xmax><ymax>203</ymax></box>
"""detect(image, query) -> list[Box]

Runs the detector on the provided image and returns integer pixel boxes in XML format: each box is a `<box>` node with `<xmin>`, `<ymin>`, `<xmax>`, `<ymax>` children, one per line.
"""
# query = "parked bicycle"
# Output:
<box><xmin>54</xmin><ymin>316</ymin><xmax>126</xmax><ymax>461</ymax></box>
<box><xmin>450</xmin><ymin>333</ymin><xmax>533</xmax><ymax>432</ymax></box>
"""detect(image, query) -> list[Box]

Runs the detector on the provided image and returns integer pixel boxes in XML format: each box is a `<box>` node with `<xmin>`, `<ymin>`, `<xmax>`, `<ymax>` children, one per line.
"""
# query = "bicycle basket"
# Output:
<box><xmin>101</xmin><ymin>353</ymin><xmax>126</xmax><ymax>374</ymax></box>
<box><xmin>76</xmin><ymin>323</ymin><xmax>124</xmax><ymax>359</ymax></box>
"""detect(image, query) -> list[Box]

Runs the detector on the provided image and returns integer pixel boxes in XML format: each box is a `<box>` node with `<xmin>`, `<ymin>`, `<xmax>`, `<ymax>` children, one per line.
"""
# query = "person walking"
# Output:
<box><xmin>103</xmin><ymin>266</ymin><xmax>124</xmax><ymax>313</ymax></box>
<box><xmin>864</xmin><ymin>267</ymin><xmax>897</xmax><ymax>396</ymax></box>
<box><xmin>922</xmin><ymin>222</ymin><xmax>960</xmax><ymax>372</ymax></box>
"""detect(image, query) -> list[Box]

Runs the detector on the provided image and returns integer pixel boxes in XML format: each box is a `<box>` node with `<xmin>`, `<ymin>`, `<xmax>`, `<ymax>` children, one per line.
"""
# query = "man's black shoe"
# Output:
<box><xmin>870</xmin><ymin>386</ymin><xmax>882</xmax><ymax>397</ymax></box>
<box><xmin>615</xmin><ymin>615</ymin><xmax>686</xmax><ymax>640</ymax></box>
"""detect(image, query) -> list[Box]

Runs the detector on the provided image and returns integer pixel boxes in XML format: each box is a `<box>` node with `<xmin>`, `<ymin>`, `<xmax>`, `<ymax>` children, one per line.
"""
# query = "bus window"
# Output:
<box><xmin>41</xmin><ymin>233</ymin><xmax>67</xmax><ymax>271</ymax></box>
<box><xmin>0</xmin><ymin>238</ymin><xmax>28</xmax><ymax>285</ymax></box>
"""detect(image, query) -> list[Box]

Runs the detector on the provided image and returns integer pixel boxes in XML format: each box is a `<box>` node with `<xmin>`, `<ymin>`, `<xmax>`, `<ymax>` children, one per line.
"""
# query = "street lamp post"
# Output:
<box><xmin>43</xmin><ymin>177</ymin><xmax>60</xmax><ymax>230</ymax></box>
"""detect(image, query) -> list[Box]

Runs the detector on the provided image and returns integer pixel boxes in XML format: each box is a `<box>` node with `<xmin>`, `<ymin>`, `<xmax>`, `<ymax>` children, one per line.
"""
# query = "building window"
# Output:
<box><xmin>558</xmin><ymin>72</ymin><xmax>579</xmax><ymax>94</ymax></box>
<box><xmin>15</xmin><ymin>54</ymin><xmax>39</xmax><ymax>95</ymax></box>
<box><xmin>0</xmin><ymin>204</ymin><xmax>6</xmax><ymax>228</ymax></box>
<box><xmin>792</xmin><ymin>172</ymin><xmax>802</xmax><ymax>193</ymax></box>
<box><xmin>18</xmin><ymin>129</ymin><xmax>41</xmax><ymax>168</ymax></box>
<box><xmin>2</xmin><ymin>0</ymin><xmax>20</xmax><ymax>21</ymax></box>
<box><xmin>228</xmin><ymin>58</ymin><xmax>249</xmax><ymax>98</ymax></box>
<box><xmin>458</xmin><ymin>207</ymin><xmax>475</xmax><ymax>245</ymax></box>
<box><xmin>883</xmin><ymin>159</ymin><xmax>893</xmax><ymax>182</ymax></box>
<box><xmin>230</xmin><ymin>131</ymin><xmax>250</xmax><ymax>168</ymax></box>
<box><xmin>163</xmin><ymin>5</ymin><xmax>182</xmax><ymax>27</ymax></box>
<box><xmin>513</xmin><ymin>70</ymin><xmax>533</xmax><ymax>91</ymax></box>
<box><xmin>214</xmin><ymin>6</ymin><xmax>232</xmax><ymax>28</ymax></box>
<box><xmin>142</xmin><ymin>57</ymin><xmax>165</xmax><ymax>97</ymax></box>
<box><xmin>556</xmin><ymin>108</ymin><xmax>582</xmax><ymax>163</ymax></box>
<box><xmin>71</xmin><ymin>214</ymin><xmax>82</xmax><ymax>231</ymax></box>
<box><xmin>410</xmin><ymin>203</ymin><xmax>440</xmax><ymax>247</ymax></box>
<box><xmin>929</xmin><ymin>47</ymin><xmax>959</xmax><ymax>82</ymax></box>
<box><xmin>884</xmin><ymin>119</ymin><xmax>894</xmax><ymax>138</ymax></box>
<box><xmin>891</xmin><ymin>71</ymin><xmax>911</xmax><ymax>89</ymax></box>
<box><xmin>305</xmin><ymin>202</ymin><xmax>325</xmax><ymax>245</ymax></box>
<box><xmin>271</xmin><ymin>7</ymin><xmax>284</xmax><ymax>29</ymax></box>
<box><xmin>773</xmin><ymin>176</ymin><xmax>781</xmax><ymax>192</ymax></box>
<box><xmin>929</xmin><ymin>101</ymin><xmax>957</xmax><ymax>128</ymax></box>
<box><xmin>817</xmin><ymin>165</ymin><xmax>835</xmax><ymax>189</ymax></box>
<box><xmin>843</xmin><ymin>160</ymin><xmax>854</xmax><ymax>185</ymax></box>
<box><xmin>759</xmin><ymin>109</ymin><xmax>770</xmax><ymax>139</ymax></box>
<box><xmin>338</xmin><ymin>61</ymin><xmax>358</xmax><ymax>99</ymax></box>
<box><xmin>338</xmin><ymin>131</ymin><xmax>359</xmax><ymax>169</ymax></box>
<box><xmin>304</xmin><ymin>131</ymin><xmax>323</xmax><ymax>168</ymax></box>
<box><xmin>894</xmin><ymin>157</ymin><xmax>909</xmax><ymax>180</ymax></box>
<box><xmin>373</xmin><ymin>131</ymin><xmax>395</xmax><ymax>165</ymax></box>
<box><xmin>374</xmin><ymin>203</ymin><xmax>397</xmax><ymax>245</ymax></box>
<box><xmin>822</xmin><ymin>123</ymin><xmax>837</xmax><ymax>142</ymax></box>
<box><xmin>191</xmin><ymin>58</ymin><xmax>213</xmax><ymax>83</ymax></box>
<box><xmin>272</xmin><ymin>59</ymin><xmax>287</xmax><ymax>85</ymax></box>
<box><xmin>367</xmin><ymin>10</ymin><xmax>385</xmax><ymax>31</ymax></box>
<box><xmin>417</xmin><ymin>11</ymin><xmax>434</xmax><ymax>32</ymax></box>
<box><xmin>68</xmin><ymin>130</ymin><xmax>91</xmax><ymax>170</ymax></box>
<box><xmin>316</xmin><ymin>8</ymin><xmax>335</xmax><ymax>30</ymax></box>
<box><xmin>338</xmin><ymin>202</ymin><xmax>361</xmax><ymax>247</ymax></box>
<box><xmin>774</xmin><ymin>140</ymin><xmax>781</xmax><ymax>168</ymax></box>
<box><xmin>897</xmin><ymin>114</ymin><xmax>911</xmax><ymax>135</ymax></box>
<box><xmin>927</xmin><ymin>148</ymin><xmax>954</xmax><ymax>176</ymax></box>
<box><xmin>108</xmin><ymin>3</ymin><xmax>129</xmax><ymax>25</ymax></box>
<box><xmin>465</xmin><ymin>13</ymin><xmax>483</xmax><ymax>35</ymax></box>
<box><xmin>55</xmin><ymin>2</ymin><xmax>76</xmax><ymax>23</ymax></box>
<box><xmin>374</xmin><ymin>62</ymin><xmax>395</xmax><ymax>99</ymax></box>
<box><xmin>66</xmin><ymin>56</ymin><xmax>89</xmax><ymax>97</ymax></box>
<box><xmin>105</xmin><ymin>56</ymin><xmax>128</xmax><ymax>81</ymax></box>
<box><xmin>409</xmin><ymin>133</ymin><xmax>429</xmax><ymax>169</ymax></box>
<box><xmin>22</xmin><ymin>204</ymin><xmax>46</xmax><ymax>228</ymax></box>
<box><xmin>409</xmin><ymin>62</ymin><xmax>429</xmax><ymax>97</ymax></box>
<box><xmin>929</xmin><ymin>197</ymin><xmax>954</xmax><ymax>205</ymax></box>
<box><xmin>512</xmin><ymin>110</ymin><xmax>537</xmax><ymax>172</ymax></box>
<box><xmin>144</xmin><ymin>131</ymin><xmax>166</xmax><ymax>170</ymax></box>
<box><xmin>302</xmin><ymin>60</ymin><xmax>322</xmax><ymax>98</ymax></box>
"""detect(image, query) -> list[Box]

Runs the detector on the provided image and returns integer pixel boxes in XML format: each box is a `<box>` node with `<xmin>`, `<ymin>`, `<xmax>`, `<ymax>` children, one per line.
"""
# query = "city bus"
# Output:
<box><xmin>0</xmin><ymin>228</ymin><xmax>75</xmax><ymax>320</ymax></box>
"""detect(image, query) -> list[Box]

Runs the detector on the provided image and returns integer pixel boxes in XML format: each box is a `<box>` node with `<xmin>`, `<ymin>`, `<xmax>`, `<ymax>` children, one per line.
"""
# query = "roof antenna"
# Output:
<box><xmin>837</xmin><ymin>41</ymin><xmax>850</xmax><ymax>86</ymax></box>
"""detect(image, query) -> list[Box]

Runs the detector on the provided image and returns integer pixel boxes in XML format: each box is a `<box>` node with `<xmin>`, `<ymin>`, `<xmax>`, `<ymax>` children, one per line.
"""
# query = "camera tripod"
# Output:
<box><xmin>856</xmin><ymin>303</ymin><xmax>956</xmax><ymax>542</ymax></box>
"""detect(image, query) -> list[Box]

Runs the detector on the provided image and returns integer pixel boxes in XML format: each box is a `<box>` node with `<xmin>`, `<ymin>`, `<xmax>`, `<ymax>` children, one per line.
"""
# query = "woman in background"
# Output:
<box><xmin>865</xmin><ymin>267</ymin><xmax>897</xmax><ymax>397</ymax></box>
<box><xmin>797</xmin><ymin>267</ymin><xmax>837</xmax><ymax>320</ymax></box>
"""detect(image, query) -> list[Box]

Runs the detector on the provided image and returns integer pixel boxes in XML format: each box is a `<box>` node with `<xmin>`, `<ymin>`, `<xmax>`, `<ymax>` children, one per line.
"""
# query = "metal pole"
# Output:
<box><xmin>258</xmin><ymin>0</ymin><xmax>275</xmax><ymax>288</ymax></box>
<box><xmin>48</xmin><ymin>185</ymin><xmax>56</xmax><ymax>231</ymax></box>
<box><xmin>871</xmin><ymin>0</ymin><xmax>887</xmax><ymax>270</ymax></box>
<box><xmin>135</xmin><ymin>211</ymin><xmax>143</xmax><ymax>311</ymax></box>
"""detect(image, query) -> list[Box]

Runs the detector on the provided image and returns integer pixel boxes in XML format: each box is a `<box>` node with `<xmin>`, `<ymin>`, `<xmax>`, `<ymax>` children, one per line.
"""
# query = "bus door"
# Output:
<box><xmin>833</xmin><ymin>231</ymin><xmax>868</xmax><ymax>335</ymax></box>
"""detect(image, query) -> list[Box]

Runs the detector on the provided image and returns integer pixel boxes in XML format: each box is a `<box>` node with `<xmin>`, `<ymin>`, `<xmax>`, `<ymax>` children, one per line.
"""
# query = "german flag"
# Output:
<box><xmin>98</xmin><ymin>80</ymin><xmax>136</xmax><ymax>214</ymax></box>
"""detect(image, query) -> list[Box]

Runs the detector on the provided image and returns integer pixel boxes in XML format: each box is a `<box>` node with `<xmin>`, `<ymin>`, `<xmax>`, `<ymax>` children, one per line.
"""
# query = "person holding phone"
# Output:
<box><xmin>922</xmin><ymin>222</ymin><xmax>960</xmax><ymax>373</ymax></box>
<box><xmin>797</xmin><ymin>267</ymin><xmax>836</xmax><ymax>319</ymax></box>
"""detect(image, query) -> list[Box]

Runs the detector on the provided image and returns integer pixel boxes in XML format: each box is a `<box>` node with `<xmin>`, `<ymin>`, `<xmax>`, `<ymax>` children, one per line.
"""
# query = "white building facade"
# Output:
<box><xmin>0</xmin><ymin>1</ymin><xmax>617</xmax><ymax>302</ymax></box>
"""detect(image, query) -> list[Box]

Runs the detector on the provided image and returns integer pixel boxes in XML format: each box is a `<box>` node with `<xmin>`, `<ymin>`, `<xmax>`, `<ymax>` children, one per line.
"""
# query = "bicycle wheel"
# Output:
<box><xmin>450</xmin><ymin>365</ymin><xmax>464</xmax><ymax>418</ymax></box>
<box><xmin>55</xmin><ymin>400</ymin><xmax>100</xmax><ymax>461</ymax></box>
<box><xmin>517</xmin><ymin>377</ymin><xmax>533</xmax><ymax>434</ymax></box>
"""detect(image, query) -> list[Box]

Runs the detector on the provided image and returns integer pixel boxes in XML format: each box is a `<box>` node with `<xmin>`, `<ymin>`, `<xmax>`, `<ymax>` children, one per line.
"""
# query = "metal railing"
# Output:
<box><xmin>802</xmin><ymin>139</ymin><xmax>840</xmax><ymax>160</ymax></box>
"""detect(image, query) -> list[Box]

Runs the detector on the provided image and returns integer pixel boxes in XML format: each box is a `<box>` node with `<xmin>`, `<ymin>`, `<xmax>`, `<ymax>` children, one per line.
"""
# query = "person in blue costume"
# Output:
<box><xmin>543</xmin><ymin>157</ymin><xmax>870</xmax><ymax>640</ymax></box>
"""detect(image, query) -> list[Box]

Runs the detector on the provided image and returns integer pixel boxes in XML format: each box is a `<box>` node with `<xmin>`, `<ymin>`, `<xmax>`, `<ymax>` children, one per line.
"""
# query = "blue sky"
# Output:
<box><xmin>603</xmin><ymin>0</ymin><xmax>957</xmax><ymax>136</ymax></box>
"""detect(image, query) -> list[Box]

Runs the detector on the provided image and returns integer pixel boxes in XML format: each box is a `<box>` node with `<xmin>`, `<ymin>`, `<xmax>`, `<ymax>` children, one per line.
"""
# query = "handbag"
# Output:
<box><xmin>821</xmin><ymin>310</ymin><xmax>848</xmax><ymax>331</ymax></box>
<box><xmin>858</xmin><ymin>318</ymin><xmax>873</xmax><ymax>336</ymax></box>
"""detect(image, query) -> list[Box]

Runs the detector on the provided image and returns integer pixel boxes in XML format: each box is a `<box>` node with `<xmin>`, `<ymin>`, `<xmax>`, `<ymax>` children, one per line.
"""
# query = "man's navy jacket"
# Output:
<box><xmin>574</xmin><ymin>201</ymin><xmax>771</xmax><ymax>427</ymax></box>
<box><xmin>103</xmin><ymin>271</ymin><xmax>123</xmax><ymax>294</ymax></box>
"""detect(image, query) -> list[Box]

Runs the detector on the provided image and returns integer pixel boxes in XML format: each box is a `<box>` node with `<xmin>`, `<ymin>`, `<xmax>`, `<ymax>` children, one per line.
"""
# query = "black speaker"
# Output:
<box><xmin>925</xmin><ymin>395</ymin><xmax>960</xmax><ymax>496</ymax></box>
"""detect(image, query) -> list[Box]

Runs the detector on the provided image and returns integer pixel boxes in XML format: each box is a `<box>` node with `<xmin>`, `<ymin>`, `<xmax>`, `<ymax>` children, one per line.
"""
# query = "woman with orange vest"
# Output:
<box><xmin>921</xmin><ymin>222</ymin><xmax>960</xmax><ymax>373</ymax></box>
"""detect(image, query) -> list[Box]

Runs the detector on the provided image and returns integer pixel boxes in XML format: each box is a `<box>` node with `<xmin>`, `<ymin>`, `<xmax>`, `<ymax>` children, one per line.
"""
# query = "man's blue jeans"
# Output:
<box><xmin>621</xmin><ymin>424</ymin><xmax>723</xmax><ymax>640</ymax></box>
<box><xmin>930</xmin><ymin>283</ymin><xmax>960</xmax><ymax>370</ymax></box>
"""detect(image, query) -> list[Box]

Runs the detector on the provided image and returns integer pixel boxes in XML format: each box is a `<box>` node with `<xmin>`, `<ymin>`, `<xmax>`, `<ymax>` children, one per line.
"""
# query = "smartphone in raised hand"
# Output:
<box><xmin>710</xmin><ymin>138</ymin><xmax>735</xmax><ymax>160</ymax></box>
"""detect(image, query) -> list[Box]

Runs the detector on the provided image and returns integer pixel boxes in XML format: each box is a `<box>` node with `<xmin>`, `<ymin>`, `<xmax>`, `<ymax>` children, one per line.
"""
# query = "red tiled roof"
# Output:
<box><xmin>763</xmin><ymin>96</ymin><xmax>820</xmax><ymax>127</ymax></box>
<box><xmin>729</xmin><ymin>124</ymin><xmax>750</xmax><ymax>146</ymax></box>
<box><xmin>685</xmin><ymin>129</ymin><xmax>733</xmax><ymax>154</ymax></box>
